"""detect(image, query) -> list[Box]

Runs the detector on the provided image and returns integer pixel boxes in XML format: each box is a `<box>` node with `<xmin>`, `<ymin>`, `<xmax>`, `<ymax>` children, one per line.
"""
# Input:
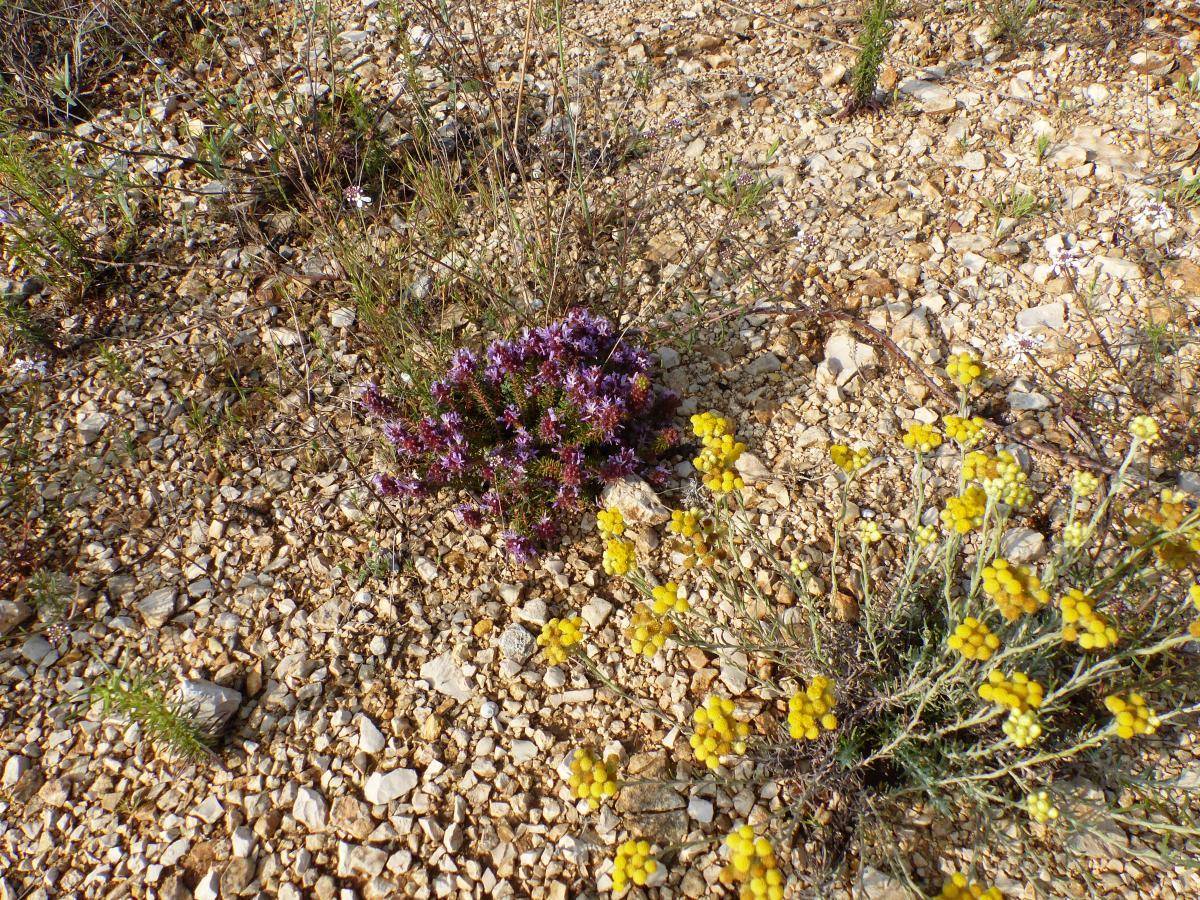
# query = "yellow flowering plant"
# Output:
<box><xmin>585</xmin><ymin>403</ymin><xmax>1200</xmax><ymax>895</ymax></box>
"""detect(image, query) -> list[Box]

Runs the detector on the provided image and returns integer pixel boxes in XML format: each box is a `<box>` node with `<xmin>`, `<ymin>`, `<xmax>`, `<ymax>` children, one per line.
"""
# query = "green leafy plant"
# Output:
<box><xmin>991</xmin><ymin>0</ymin><xmax>1040</xmax><ymax>46</ymax></box>
<box><xmin>847</xmin><ymin>0</ymin><xmax>895</xmax><ymax>111</ymax></box>
<box><xmin>700</xmin><ymin>159</ymin><xmax>773</xmax><ymax>218</ymax></box>
<box><xmin>89</xmin><ymin>665</ymin><xmax>214</xmax><ymax>760</ymax></box>
<box><xmin>984</xmin><ymin>187</ymin><xmax>1042</xmax><ymax>229</ymax></box>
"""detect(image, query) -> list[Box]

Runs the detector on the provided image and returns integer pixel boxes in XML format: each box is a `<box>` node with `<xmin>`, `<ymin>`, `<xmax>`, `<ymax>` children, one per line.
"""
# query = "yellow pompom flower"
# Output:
<box><xmin>691</xmin><ymin>411</ymin><xmax>747</xmax><ymax>494</ymax></box>
<box><xmin>1071</xmin><ymin>471</ymin><xmax>1100</xmax><ymax>498</ymax></box>
<box><xmin>975</xmin><ymin>451</ymin><xmax>1031</xmax><ymax>508</ymax></box>
<box><xmin>1061</xmin><ymin>522</ymin><xmax>1091</xmax><ymax>549</ymax></box>
<box><xmin>944</xmin><ymin>414</ymin><xmax>987</xmax><ymax>448</ymax></box>
<box><xmin>858</xmin><ymin>520</ymin><xmax>883</xmax><ymax>544</ymax></box>
<box><xmin>790</xmin><ymin>557</ymin><xmax>810</xmax><ymax>577</ymax></box>
<box><xmin>902</xmin><ymin>422</ymin><xmax>944</xmax><ymax>453</ymax></box>
<box><xmin>691</xmin><ymin>411</ymin><xmax>734</xmax><ymax>440</ymax></box>
<box><xmin>1025</xmin><ymin>790</ymin><xmax>1060</xmax><ymax>824</ymax></box>
<box><xmin>982</xmin><ymin>558</ymin><xmax>1050</xmax><ymax>621</ymax></box>
<box><xmin>830</xmin><ymin>444</ymin><xmax>871</xmax><ymax>474</ymax></box>
<box><xmin>915</xmin><ymin>523</ymin><xmax>940</xmax><ymax>546</ymax></box>
<box><xmin>626</xmin><ymin>604</ymin><xmax>674</xmax><ymax>658</ymax></box>
<box><xmin>567</xmin><ymin>747</ymin><xmax>619</xmax><ymax>809</ymax></box>
<box><xmin>1105</xmin><ymin>693</ymin><xmax>1160</xmax><ymax>739</ymax></box>
<box><xmin>1129</xmin><ymin>415</ymin><xmax>1161</xmax><ymax>446</ymax></box>
<box><xmin>937</xmin><ymin>872</ymin><xmax>1005</xmax><ymax>899</ymax></box>
<box><xmin>788</xmin><ymin>676</ymin><xmax>838</xmax><ymax>740</ymax></box>
<box><xmin>651</xmin><ymin>581</ymin><xmax>690</xmax><ymax>615</ymax></box>
<box><xmin>538</xmin><ymin>616</ymin><xmax>585</xmax><ymax>665</ymax></box>
<box><xmin>612</xmin><ymin>839</ymin><xmax>658</xmax><ymax>894</ymax></box>
<box><xmin>979</xmin><ymin>670</ymin><xmax>1044</xmax><ymax>712</ymax></box>
<box><xmin>596</xmin><ymin>506</ymin><xmax>626</xmax><ymax>538</ymax></box>
<box><xmin>603</xmin><ymin>537</ymin><xmax>636</xmax><ymax>576</ymax></box>
<box><xmin>948</xmin><ymin>617</ymin><xmax>1000</xmax><ymax>661</ymax></box>
<box><xmin>941</xmin><ymin>486</ymin><xmax>988</xmax><ymax>534</ymax></box>
<box><xmin>705</xmin><ymin>468</ymin><xmax>746</xmax><ymax>494</ymax></box>
<box><xmin>690</xmin><ymin>695</ymin><xmax>750</xmax><ymax>770</ymax></box>
<box><xmin>669</xmin><ymin>508</ymin><xmax>703</xmax><ymax>538</ymax></box>
<box><xmin>1060</xmin><ymin>589</ymin><xmax>1118</xmax><ymax>650</ymax></box>
<box><xmin>946</xmin><ymin>351</ymin><xmax>986</xmax><ymax>387</ymax></box>
<box><xmin>1003</xmin><ymin>709</ymin><xmax>1043</xmax><ymax>747</ymax></box>
<box><xmin>721</xmin><ymin>825</ymin><xmax>785</xmax><ymax>900</ymax></box>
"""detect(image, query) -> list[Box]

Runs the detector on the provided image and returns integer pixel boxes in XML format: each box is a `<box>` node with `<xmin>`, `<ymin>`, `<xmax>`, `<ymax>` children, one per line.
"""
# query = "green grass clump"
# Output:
<box><xmin>90</xmin><ymin>666</ymin><xmax>214</xmax><ymax>761</ymax></box>
<box><xmin>849</xmin><ymin>0</ymin><xmax>895</xmax><ymax>109</ymax></box>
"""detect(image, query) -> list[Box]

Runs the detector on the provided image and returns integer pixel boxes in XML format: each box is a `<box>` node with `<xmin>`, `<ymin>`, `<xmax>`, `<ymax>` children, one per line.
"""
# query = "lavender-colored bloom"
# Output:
<box><xmin>1134</xmin><ymin>200</ymin><xmax>1172</xmax><ymax>230</ymax></box>
<box><xmin>456</xmin><ymin>504</ymin><xmax>484</xmax><ymax>528</ymax></box>
<box><xmin>1050</xmin><ymin>245</ymin><xmax>1084</xmax><ymax>278</ymax></box>
<box><xmin>360</xmin><ymin>382</ymin><xmax>400</xmax><ymax>419</ymax></box>
<box><xmin>9</xmin><ymin>358</ymin><xmax>48</xmax><ymax>377</ymax></box>
<box><xmin>503</xmin><ymin>531</ymin><xmax>538</xmax><ymax>563</ymax></box>
<box><xmin>447</xmin><ymin>348</ymin><xmax>478</xmax><ymax>383</ymax></box>
<box><xmin>0</xmin><ymin>207</ymin><xmax>13</xmax><ymax>225</ymax></box>
<box><xmin>344</xmin><ymin>185</ymin><xmax>372</xmax><ymax>208</ymax></box>
<box><xmin>374</xmin><ymin>473</ymin><xmax>422</xmax><ymax>497</ymax></box>
<box><xmin>498</xmin><ymin>404</ymin><xmax>522</xmax><ymax>430</ymax></box>
<box><xmin>600</xmin><ymin>448</ymin><xmax>639</xmax><ymax>480</ymax></box>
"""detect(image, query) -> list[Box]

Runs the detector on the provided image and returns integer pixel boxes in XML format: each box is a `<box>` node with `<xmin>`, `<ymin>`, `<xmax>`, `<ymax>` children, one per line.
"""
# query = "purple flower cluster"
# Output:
<box><xmin>364</xmin><ymin>309</ymin><xmax>681</xmax><ymax>561</ymax></box>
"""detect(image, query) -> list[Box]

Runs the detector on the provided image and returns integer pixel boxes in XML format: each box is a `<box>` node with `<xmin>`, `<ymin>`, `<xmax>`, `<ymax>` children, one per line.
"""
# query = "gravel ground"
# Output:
<box><xmin>2</xmin><ymin>0</ymin><xmax>1199</xmax><ymax>898</ymax></box>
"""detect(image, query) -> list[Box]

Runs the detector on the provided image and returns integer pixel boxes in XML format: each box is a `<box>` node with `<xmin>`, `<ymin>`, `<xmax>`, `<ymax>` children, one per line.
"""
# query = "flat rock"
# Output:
<box><xmin>1016</xmin><ymin>302</ymin><xmax>1065</xmax><ymax>331</ymax></box>
<box><xmin>498</xmin><ymin>624</ymin><xmax>536</xmax><ymax>664</ymax></box>
<box><xmin>293</xmin><ymin>787</ymin><xmax>328</xmax><ymax>832</ymax></box>
<box><xmin>177</xmin><ymin>679</ymin><xmax>243</xmax><ymax>733</ymax></box>
<box><xmin>1001</xmin><ymin>527</ymin><xmax>1045</xmax><ymax>563</ymax></box>
<box><xmin>364</xmin><ymin>768</ymin><xmax>418</xmax><ymax>805</ymax></box>
<box><xmin>357</xmin><ymin>715</ymin><xmax>386</xmax><ymax>754</ymax></box>
<box><xmin>824</xmin><ymin>333</ymin><xmax>877</xmax><ymax>381</ymax></box>
<box><xmin>600</xmin><ymin>476</ymin><xmax>670</xmax><ymax>527</ymax></box>
<box><xmin>136</xmin><ymin>588</ymin><xmax>177</xmax><ymax>627</ymax></box>
<box><xmin>420</xmin><ymin>652</ymin><xmax>473</xmax><ymax>702</ymax></box>
<box><xmin>0</xmin><ymin>599</ymin><xmax>32</xmax><ymax>636</ymax></box>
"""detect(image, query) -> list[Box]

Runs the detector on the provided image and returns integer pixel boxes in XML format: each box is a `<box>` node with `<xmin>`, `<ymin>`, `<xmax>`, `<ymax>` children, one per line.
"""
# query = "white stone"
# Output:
<box><xmin>193</xmin><ymin>796</ymin><xmax>224</xmax><ymax>825</ymax></box>
<box><xmin>78</xmin><ymin>411</ymin><xmax>111</xmax><ymax>445</ymax></box>
<box><xmin>686</xmin><ymin>796</ymin><xmax>714</xmax><ymax>823</ymax></box>
<box><xmin>195</xmin><ymin>871</ymin><xmax>219</xmax><ymax>900</ymax></box>
<box><xmin>599</xmin><ymin>476</ymin><xmax>670</xmax><ymax>527</ymax></box>
<box><xmin>136</xmin><ymin>588</ymin><xmax>176</xmax><ymax>627</ymax></box>
<box><xmin>1016</xmin><ymin>301</ymin><xmax>1065</xmax><ymax>331</ymax></box>
<box><xmin>581</xmin><ymin>598</ymin><xmax>614</xmax><ymax>630</ymax></box>
<box><xmin>510</xmin><ymin>741</ymin><xmax>538</xmax><ymax>765</ymax></box>
<box><xmin>232</xmin><ymin>825</ymin><xmax>255</xmax><ymax>858</ymax></box>
<box><xmin>2</xmin><ymin>756</ymin><xmax>28</xmax><ymax>788</ymax></box>
<box><xmin>0</xmin><ymin>600</ymin><xmax>32</xmax><ymax>636</ymax></box>
<box><xmin>824</xmin><ymin>333</ymin><xmax>877</xmax><ymax>380</ymax></box>
<box><xmin>293</xmin><ymin>787</ymin><xmax>328</xmax><ymax>831</ymax></box>
<box><xmin>414</xmin><ymin>556</ymin><xmax>439</xmax><ymax>582</ymax></box>
<box><xmin>420</xmin><ymin>652</ymin><xmax>473</xmax><ymax>702</ymax></box>
<box><xmin>358</xmin><ymin>715</ymin><xmax>386</xmax><ymax>754</ymax></box>
<box><xmin>177</xmin><ymin>679</ymin><xmax>242</xmax><ymax>731</ymax></box>
<box><xmin>1008</xmin><ymin>389</ymin><xmax>1052</xmax><ymax>412</ymax></box>
<box><xmin>498</xmin><ymin>624</ymin><xmax>536</xmax><ymax>663</ymax></box>
<box><xmin>1001</xmin><ymin>527</ymin><xmax>1046</xmax><ymax>563</ymax></box>
<box><xmin>364</xmin><ymin>769</ymin><xmax>419</xmax><ymax>805</ymax></box>
<box><xmin>856</xmin><ymin>866</ymin><xmax>908</xmax><ymax>899</ymax></box>
<box><xmin>338</xmin><ymin>843</ymin><xmax>388</xmax><ymax>878</ymax></box>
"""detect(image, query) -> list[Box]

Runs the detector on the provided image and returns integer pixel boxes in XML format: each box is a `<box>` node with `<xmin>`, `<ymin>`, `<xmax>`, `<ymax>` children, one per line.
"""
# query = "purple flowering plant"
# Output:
<box><xmin>362</xmin><ymin>309</ymin><xmax>681</xmax><ymax>561</ymax></box>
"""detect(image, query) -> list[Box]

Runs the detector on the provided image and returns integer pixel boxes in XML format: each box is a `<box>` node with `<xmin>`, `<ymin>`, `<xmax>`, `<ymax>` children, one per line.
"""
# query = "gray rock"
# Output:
<box><xmin>510</xmin><ymin>740</ymin><xmax>538</xmax><ymax>765</ymax></box>
<box><xmin>338</xmin><ymin>843</ymin><xmax>389</xmax><ymax>878</ymax></box>
<box><xmin>20</xmin><ymin>636</ymin><xmax>53</xmax><ymax>665</ymax></box>
<box><xmin>414</xmin><ymin>556</ymin><xmax>439</xmax><ymax>582</ymax></box>
<box><xmin>194</xmin><ymin>871</ymin><xmax>220</xmax><ymax>900</ymax></box>
<box><xmin>420</xmin><ymin>652</ymin><xmax>473</xmax><ymax>702</ymax></box>
<box><xmin>364</xmin><ymin>769</ymin><xmax>418</xmax><ymax>805</ymax></box>
<box><xmin>514</xmin><ymin>598</ymin><xmax>548</xmax><ymax>626</ymax></box>
<box><xmin>745</xmin><ymin>352</ymin><xmax>781</xmax><ymax>377</ymax></box>
<box><xmin>824</xmin><ymin>333</ymin><xmax>877</xmax><ymax>380</ymax></box>
<box><xmin>1008</xmin><ymin>388</ymin><xmax>1052</xmax><ymax>411</ymax></box>
<box><xmin>232</xmin><ymin>825</ymin><xmax>255</xmax><ymax>858</ymax></box>
<box><xmin>1016</xmin><ymin>301</ymin><xmax>1065</xmax><ymax>331</ymax></box>
<box><xmin>686</xmin><ymin>796</ymin><xmax>714</xmax><ymax>823</ymax></box>
<box><xmin>1001</xmin><ymin>527</ymin><xmax>1045</xmax><ymax>563</ymax></box>
<box><xmin>855</xmin><ymin>866</ymin><xmax>909</xmax><ymax>900</ymax></box>
<box><xmin>0</xmin><ymin>600</ymin><xmax>32</xmax><ymax>636</ymax></box>
<box><xmin>221</xmin><ymin>858</ymin><xmax>255</xmax><ymax>896</ymax></box>
<box><xmin>193</xmin><ymin>795</ymin><xmax>224</xmax><ymax>824</ymax></box>
<box><xmin>599</xmin><ymin>476</ymin><xmax>670</xmax><ymax>527</ymax></box>
<box><xmin>498</xmin><ymin>624</ymin><xmax>536</xmax><ymax>664</ymax></box>
<box><xmin>177</xmin><ymin>679</ymin><xmax>243</xmax><ymax>733</ymax></box>
<box><xmin>136</xmin><ymin>588</ymin><xmax>176</xmax><ymax>627</ymax></box>
<box><xmin>358</xmin><ymin>715</ymin><xmax>386</xmax><ymax>754</ymax></box>
<box><xmin>78</xmin><ymin>412</ymin><xmax>111</xmax><ymax>445</ymax></box>
<box><xmin>293</xmin><ymin>787</ymin><xmax>328</xmax><ymax>831</ymax></box>
<box><xmin>581</xmin><ymin>598</ymin><xmax>614</xmax><ymax>630</ymax></box>
<box><xmin>2</xmin><ymin>756</ymin><xmax>29</xmax><ymax>788</ymax></box>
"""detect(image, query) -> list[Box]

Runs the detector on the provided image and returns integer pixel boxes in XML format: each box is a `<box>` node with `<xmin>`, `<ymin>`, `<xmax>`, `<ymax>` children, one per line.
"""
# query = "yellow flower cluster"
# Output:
<box><xmin>915</xmin><ymin>524</ymin><xmax>939</xmax><ymax>546</ymax></box>
<box><xmin>1060</xmin><ymin>589</ymin><xmax>1117</xmax><ymax>650</ymax></box>
<box><xmin>611</xmin><ymin>840</ymin><xmax>657</xmax><ymax>894</ymax></box>
<box><xmin>982</xmin><ymin>558</ymin><xmax>1050</xmax><ymax>621</ymax></box>
<box><xmin>1071</xmin><ymin>471</ymin><xmax>1099</xmax><ymax>498</ymax></box>
<box><xmin>568</xmin><ymin>748</ymin><xmax>619</xmax><ymax>809</ymax></box>
<box><xmin>787</xmin><ymin>676</ymin><xmax>838</xmax><ymax>740</ymax></box>
<box><xmin>1003</xmin><ymin>709</ymin><xmax>1043</xmax><ymax>747</ymax></box>
<box><xmin>538</xmin><ymin>616</ymin><xmax>584</xmax><ymax>665</ymax></box>
<box><xmin>690</xmin><ymin>695</ymin><xmax>749</xmax><ymax>770</ymax></box>
<box><xmin>830</xmin><ymin>444</ymin><xmax>871</xmax><ymax>474</ymax></box>
<box><xmin>1191</xmin><ymin>584</ymin><xmax>1200</xmax><ymax>639</ymax></box>
<box><xmin>691</xmin><ymin>412</ymin><xmax>746</xmax><ymax>494</ymax></box>
<box><xmin>1127</xmin><ymin>489</ymin><xmax>1200</xmax><ymax>570</ymax></box>
<box><xmin>1129</xmin><ymin>415</ymin><xmax>1161</xmax><ymax>445</ymax></box>
<box><xmin>978</xmin><ymin>670</ymin><xmax>1044</xmax><ymax>712</ymax></box>
<box><xmin>626</xmin><ymin>604</ymin><xmax>674</xmax><ymax>658</ymax></box>
<box><xmin>937</xmin><ymin>873</ymin><xmax>1004</xmax><ymax>899</ymax></box>
<box><xmin>946</xmin><ymin>351</ymin><xmax>986</xmax><ymax>387</ymax></box>
<box><xmin>669</xmin><ymin>508</ymin><xmax>717</xmax><ymax>569</ymax></box>
<box><xmin>1105</xmin><ymin>693</ymin><xmax>1160</xmax><ymax>739</ymax></box>
<box><xmin>651</xmin><ymin>581</ymin><xmax>690</xmax><ymax>615</ymax></box>
<box><xmin>858</xmin><ymin>520</ymin><xmax>883</xmax><ymax>544</ymax></box>
<box><xmin>944</xmin><ymin>414</ymin><xmax>986</xmax><ymax>448</ymax></box>
<box><xmin>603</xmin><ymin>537</ymin><xmax>636</xmax><ymax>576</ymax></box>
<box><xmin>790</xmin><ymin>557</ymin><xmax>810</xmax><ymax>577</ymax></box>
<box><xmin>902</xmin><ymin>422</ymin><xmax>943</xmax><ymax>453</ymax></box>
<box><xmin>1025</xmin><ymin>790</ymin><xmax>1060</xmax><ymax>824</ymax></box>
<box><xmin>1061</xmin><ymin>522</ymin><xmax>1091</xmax><ymax>549</ymax></box>
<box><xmin>597</xmin><ymin>506</ymin><xmax>626</xmax><ymax>538</ymax></box>
<box><xmin>941</xmin><ymin>486</ymin><xmax>988</xmax><ymax>534</ymax></box>
<box><xmin>721</xmin><ymin>826</ymin><xmax>784</xmax><ymax>900</ymax></box>
<box><xmin>964</xmin><ymin>450</ymin><xmax>1030</xmax><ymax>508</ymax></box>
<box><xmin>948</xmin><ymin>617</ymin><xmax>1000</xmax><ymax>661</ymax></box>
